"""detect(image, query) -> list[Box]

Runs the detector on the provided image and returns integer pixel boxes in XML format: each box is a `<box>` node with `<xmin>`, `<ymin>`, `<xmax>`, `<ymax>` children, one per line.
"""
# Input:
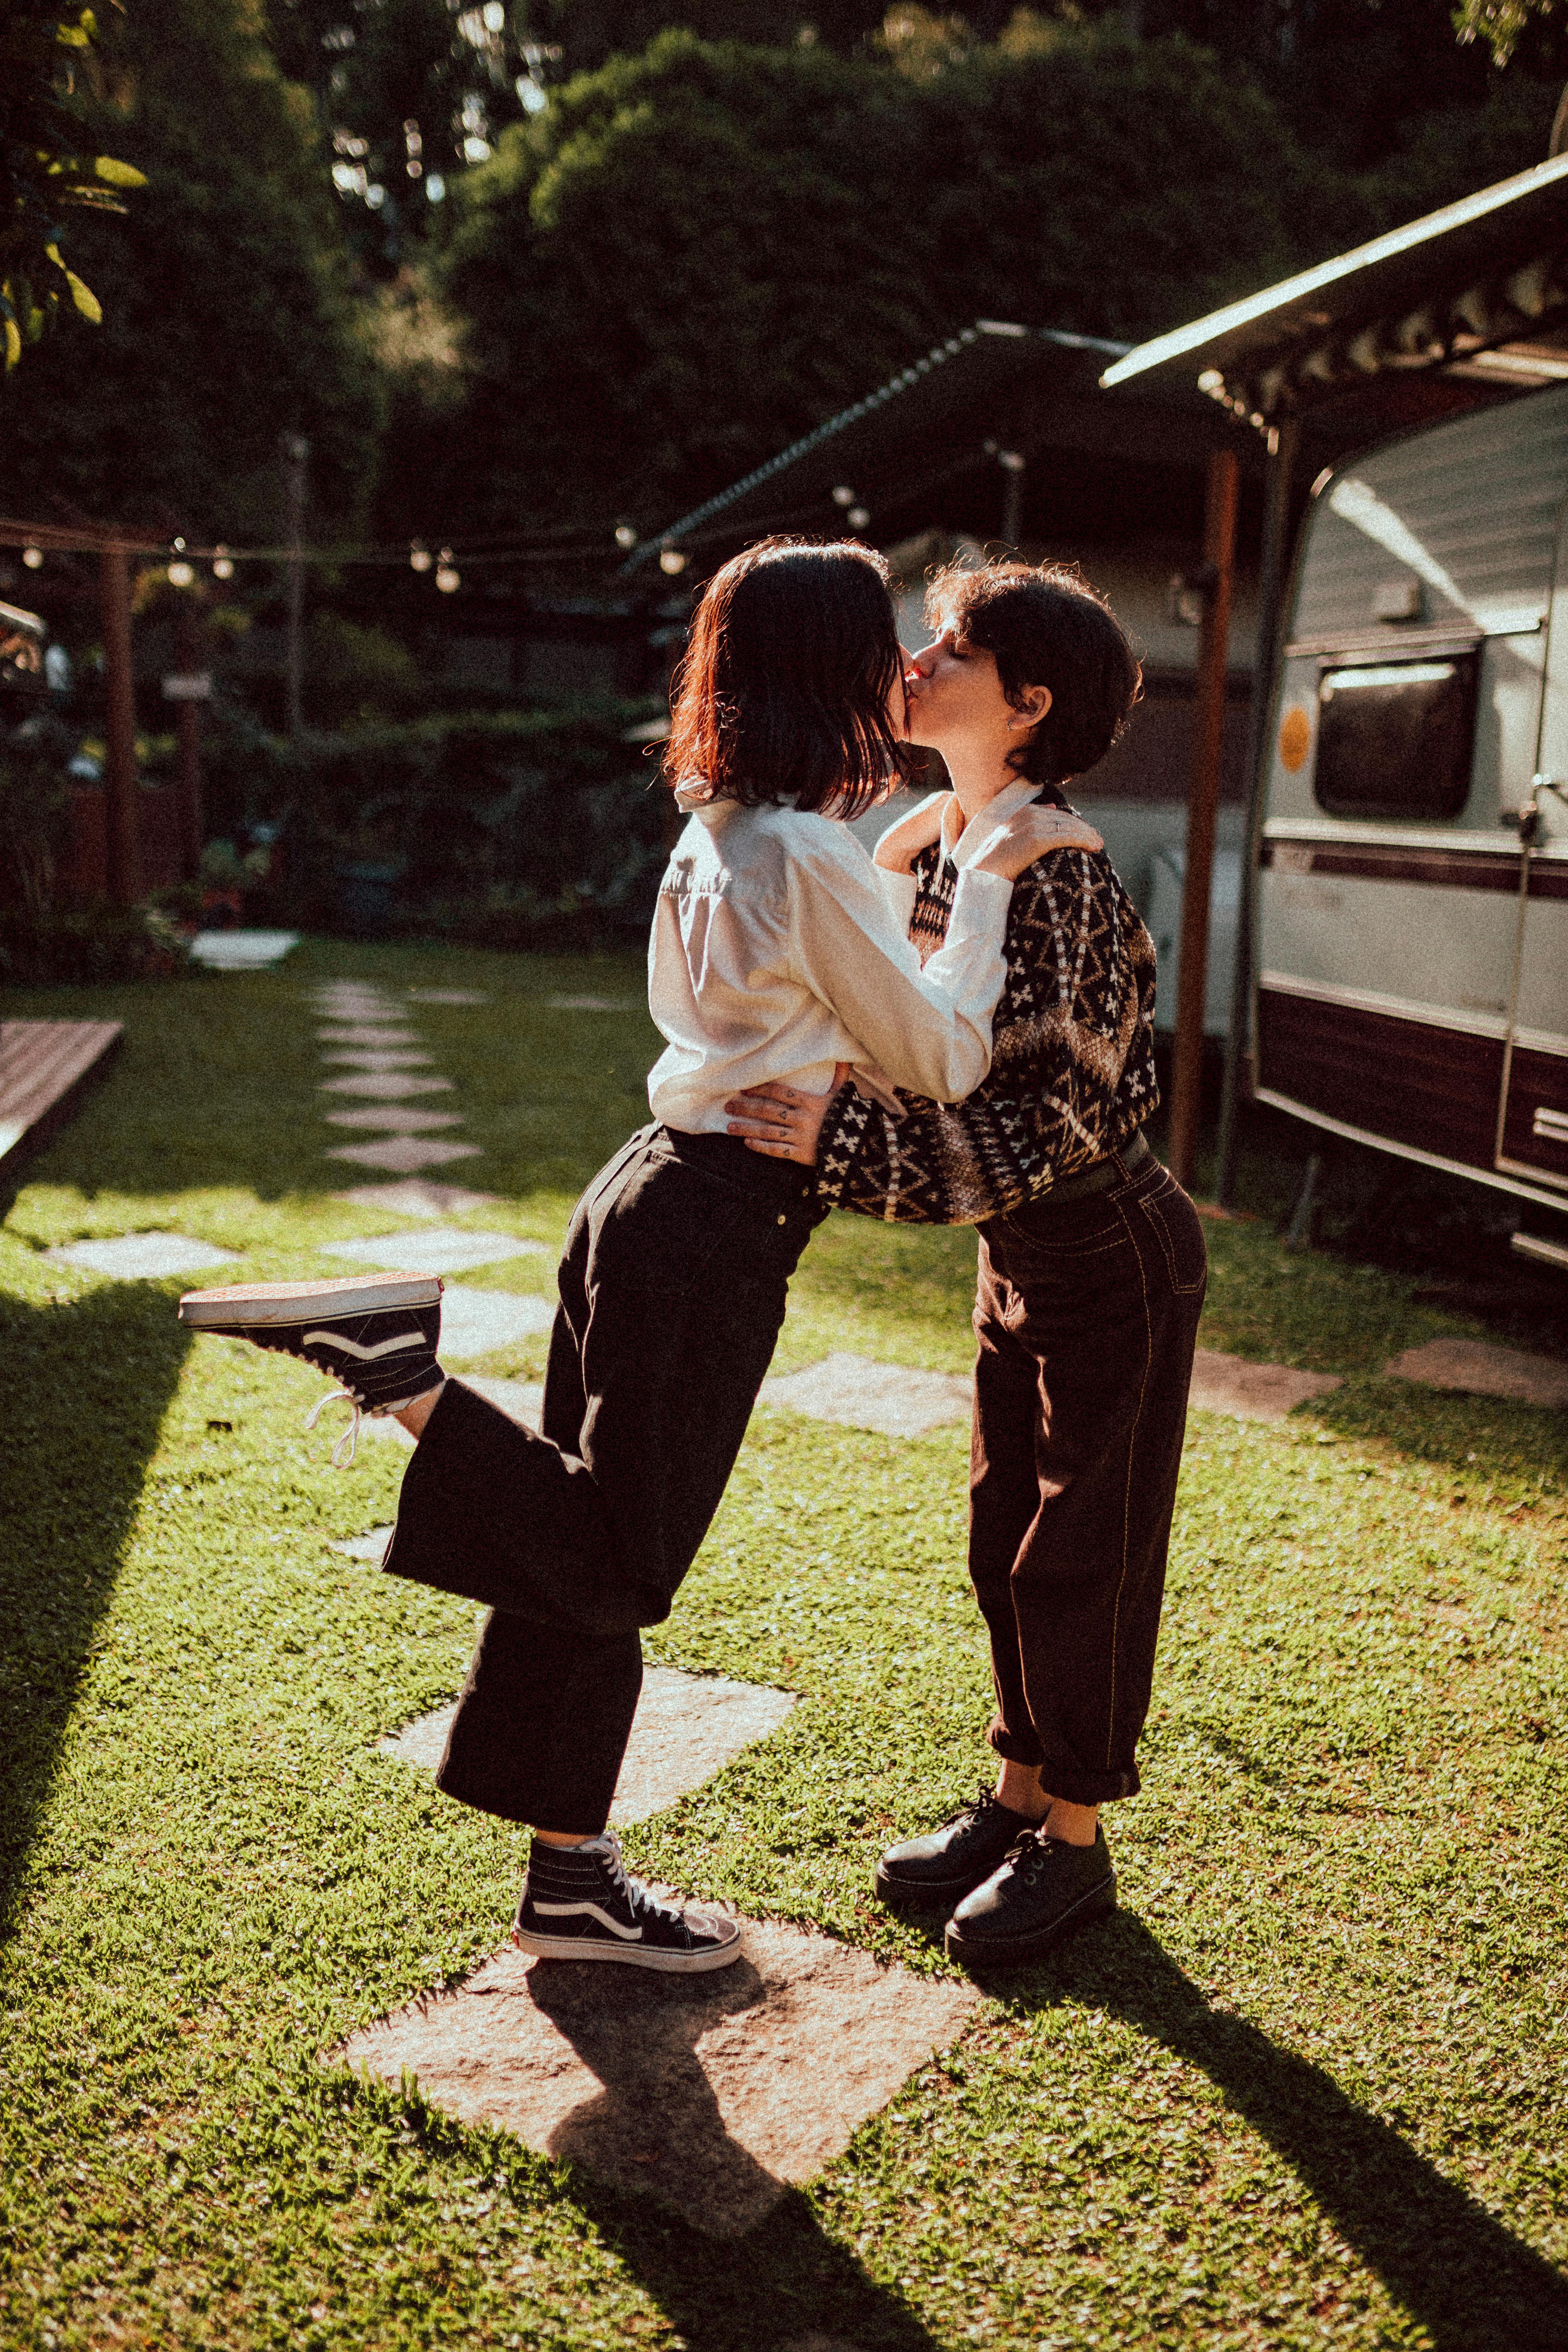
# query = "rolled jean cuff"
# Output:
<box><xmin>1040</xmin><ymin>1758</ymin><xmax>1142</xmax><ymax>1807</ymax></box>
<box><xmin>988</xmin><ymin>1718</ymin><xmax>1045</xmax><ymax>1769</ymax></box>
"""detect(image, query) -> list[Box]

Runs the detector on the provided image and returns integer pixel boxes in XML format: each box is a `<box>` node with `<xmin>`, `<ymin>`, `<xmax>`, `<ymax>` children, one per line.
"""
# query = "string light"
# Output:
<box><xmin>831</xmin><ymin>486</ymin><xmax>855</xmax><ymax>507</ymax></box>
<box><xmin>167</xmin><ymin>559</ymin><xmax>195</xmax><ymax>587</ymax></box>
<box><xmin>410</xmin><ymin>542</ymin><xmax>432</xmax><ymax>572</ymax></box>
<box><xmin>658</xmin><ymin>547</ymin><xmax>688</xmax><ymax>575</ymax></box>
<box><xmin>435</xmin><ymin>548</ymin><xmax>461</xmax><ymax>592</ymax></box>
<box><xmin>212</xmin><ymin>546</ymin><xmax>233</xmax><ymax>581</ymax></box>
<box><xmin>848</xmin><ymin>507</ymin><xmax>870</xmax><ymax>530</ymax></box>
<box><xmin>22</xmin><ymin>546</ymin><xmax>43</xmax><ymax>568</ymax></box>
<box><xmin>614</xmin><ymin>523</ymin><xmax>638</xmax><ymax>549</ymax></box>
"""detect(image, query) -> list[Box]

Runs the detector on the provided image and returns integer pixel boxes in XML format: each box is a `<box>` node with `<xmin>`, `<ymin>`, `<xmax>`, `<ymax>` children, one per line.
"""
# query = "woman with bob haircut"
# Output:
<box><xmin>727</xmin><ymin>558</ymin><xmax>1206</xmax><ymax>1970</ymax></box>
<box><xmin>177</xmin><ymin>538</ymin><xmax>1092</xmax><ymax>1975</ymax></box>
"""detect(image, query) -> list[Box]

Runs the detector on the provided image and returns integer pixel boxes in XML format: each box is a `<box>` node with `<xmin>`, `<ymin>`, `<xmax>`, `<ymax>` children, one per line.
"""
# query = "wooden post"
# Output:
<box><xmin>99</xmin><ymin>546</ymin><xmax>140</xmax><ymax>906</ymax></box>
<box><xmin>1167</xmin><ymin>445</ymin><xmax>1239</xmax><ymax>1193</ymax></box>
<box><xmin>173</xmin><ymin>595</ymin><xmax>205</xmax><ymax>878</ymax></box>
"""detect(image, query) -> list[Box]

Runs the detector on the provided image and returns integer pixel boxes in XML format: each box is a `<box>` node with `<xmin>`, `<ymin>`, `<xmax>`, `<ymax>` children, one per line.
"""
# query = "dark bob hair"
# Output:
<box><xmin>926</xmin><ymin>560</ymin><xmax>1141</xmax><ymax>791</ymax></box>
<box><xmin>664</xmin><ymin>538</ymin><xmax>912</xmax><ymax>819</ymax></box>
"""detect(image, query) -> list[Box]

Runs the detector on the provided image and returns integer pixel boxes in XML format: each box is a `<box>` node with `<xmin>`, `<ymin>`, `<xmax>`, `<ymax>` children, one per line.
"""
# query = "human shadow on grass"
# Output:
<box><xmin>0</xmin><ymin>1283</ymin><xmax>190</xmax><ymax>1946</ymax></box>
<box><xmin>992</xmin><ymin>1910</ymin><xmax>1568</xmax><ymax>2352</ymax></box>
<box><xmin>522</xmin><ymin>1957</ymin><xmax>944</xmax><ymax>2352</ymax></box>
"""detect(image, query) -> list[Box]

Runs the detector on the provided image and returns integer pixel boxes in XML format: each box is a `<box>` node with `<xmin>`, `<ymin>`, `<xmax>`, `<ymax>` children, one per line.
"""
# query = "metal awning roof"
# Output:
<box><xmin>627</xmin><ymin>318</ymin><xmax>1248</xmax><ymax>572</ymax></box>
<box><xmin>1102</xmin><ymin>152</ymin><xmax>1568</xmax><ymax>427</ymax></box>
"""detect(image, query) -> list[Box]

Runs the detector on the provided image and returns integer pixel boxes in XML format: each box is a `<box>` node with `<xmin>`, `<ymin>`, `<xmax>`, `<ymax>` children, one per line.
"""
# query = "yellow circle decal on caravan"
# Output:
<box><xmin>1278</xmin><ymin>705</ymin><xmax>1312</xmax><ymax>771</ymax></box>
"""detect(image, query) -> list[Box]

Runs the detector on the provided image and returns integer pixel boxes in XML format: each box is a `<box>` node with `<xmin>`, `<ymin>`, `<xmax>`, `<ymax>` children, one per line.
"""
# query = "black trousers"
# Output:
<box><xmin>969</xmin><ymin>1143</ymin><xmax>1206</xmax><ymax>1807</ymax></box>
<box><xmin>382</xmin><ymin>1126</ymin><xmax>823</xmax><ymax>1834</ymax></box>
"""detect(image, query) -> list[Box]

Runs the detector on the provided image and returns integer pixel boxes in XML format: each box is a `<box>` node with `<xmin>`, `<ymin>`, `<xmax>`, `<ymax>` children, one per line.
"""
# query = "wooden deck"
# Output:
<box><xmin>0</xmin><ymin>1019</ymin><xmax>124</xmax><ymax>1180</ymax></box>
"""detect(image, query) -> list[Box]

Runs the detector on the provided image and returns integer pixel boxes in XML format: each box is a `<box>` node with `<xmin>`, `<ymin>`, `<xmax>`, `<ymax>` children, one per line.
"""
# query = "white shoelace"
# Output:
<box><xmin>303</xmin><ymin>1387</ymin><xmax>362</xmax><ymax>1468</ymax></box>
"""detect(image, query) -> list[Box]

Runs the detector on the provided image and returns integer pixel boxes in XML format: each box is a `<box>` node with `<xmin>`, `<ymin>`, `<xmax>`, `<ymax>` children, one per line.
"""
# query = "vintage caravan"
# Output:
<box><xmin>1253</xmin><ymin>384</ymin><xmax>1568</xmax><ymax>1249</ymax></box>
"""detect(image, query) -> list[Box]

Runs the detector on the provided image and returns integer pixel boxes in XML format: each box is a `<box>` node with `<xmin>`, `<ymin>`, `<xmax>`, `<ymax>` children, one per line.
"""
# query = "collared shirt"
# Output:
<box><xmin>645</xmin><ymin>795</ymin><xmax>1013</xmax><ymax>1137</ymax></box>
<box><xmin>941</xmin><ymin>776</ymin><xmax>1043</xmax><ymax>865</ymax></box>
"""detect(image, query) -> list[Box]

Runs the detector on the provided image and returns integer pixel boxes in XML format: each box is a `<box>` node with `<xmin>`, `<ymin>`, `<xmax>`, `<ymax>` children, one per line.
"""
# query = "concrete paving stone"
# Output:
<box><xmin>378</xmin><ymin>1666</ymin><xmax>793</xmax><ymax>1827</ymax></box>
<box><xmin>327</xmin><ymin>1137</ymin><xmax>483</xmax><ymax>1173</ymax></box>
<box><xmin>1384</xmin><ymin>1336</ymin><xmax>1568</xmax><ymax>1409</ymax></box>
<box><xmin>1187</xmin><ymin>1349</ymin><xmax>1343</xmax><ymax>1423</ymax></box>
<box><xmin>323</xmin><ymin>1108</ymin><xmax>465</xmax><ymax>1133</ymax></box>
<box><xmin>330</xmin><ymin>1912</ymin><xmax>975</xmax><ymax>2238</ymax></box>
<box><xmin>44</xmin><ymin>1232</ymin><xmax>243</xmax><ymax>1280</ymax></box>
<box><xmin>334</xmin><ymin>1180</ymin><xmax>499</xmax><ymax>1219</ymax></box>
<box><xmin>322</xmin><ymin>1228</ymin><xmax>548</xmax><ymax>1277</ymax></box>
<box><xmin>760</xmin><ymin>1352</ymin><xmax>973</xmax><ymax>1438</ymax></box>
<box><xmin>189</xmin><ymin>929</ymin><xmax>300</xmax><ymax>969</ymax></box>
<box><xmin>320</xmin><ymin>1051</ymin><xmax>434</xmax><ymax>1070</ymax></box>
<box><xmin>406</xmin><ymin>988</ymin><xmax>490</xmax><ymax>1004</ymax></box>
<box><xmin>460</xmin><ymin>1374</ymin><xmax>544</xmax><ymax>1425</ymax></box>
<box><xmin>315</xmin><ymin>1027</ymin><xmax>423</xmax><ymax>1047</ymax></box>
<box><xmin>330</xmin><ymin>1525</ymin><xmax>395</xmax><ymax>1561</ymax></box>
<box><xmin>320</xmin><ymin>1073</ymin><xmax>454</xmax><ymax>1099</ymax></box>
<box><xmin>439</xmin><ymin>1287</ymin><xmax>556</xmax><ymax>1355</ymax></box>
<box><xmin>546</xmin><ymin>994</ymin><xmax>645</xmax><ymax>1012</ymax></box>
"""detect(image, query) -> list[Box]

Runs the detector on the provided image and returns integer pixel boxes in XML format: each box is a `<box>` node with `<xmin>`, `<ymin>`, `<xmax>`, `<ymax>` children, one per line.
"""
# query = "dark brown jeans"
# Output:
<box><xmin>969</xmin><ymin>1142</ymin><xmax>1205</xmax><ymax>1807</ymax></box>
<box><xmin>382</xmin><ymin>1125</ymin><xmax>823</xmax><ymax>1834</ymax></box>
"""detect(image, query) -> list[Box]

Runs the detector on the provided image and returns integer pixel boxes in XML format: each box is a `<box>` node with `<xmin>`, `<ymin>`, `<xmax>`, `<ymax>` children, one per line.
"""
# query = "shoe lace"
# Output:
<box><xmin>594</xmin><ymin>1831</ymin><xmax>690</xmax><ymax>1936</ymax></box>
<box><xmin>303</xmin><ymin>1386</ymin><xmax>365</xmax><ymax>1469</ymax></box>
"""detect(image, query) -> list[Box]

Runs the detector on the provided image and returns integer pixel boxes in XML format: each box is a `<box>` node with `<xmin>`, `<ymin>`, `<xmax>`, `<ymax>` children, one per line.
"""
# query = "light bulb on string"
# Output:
<box><xmin>212</xmin><ymin>547</ymin><xmax>234</xmax><ymax>581</ymax></box>
<box><xmin>614</xmin><ymin>523</ymin><xmax>638</xmax><ymax>550</ymax></box>
<box><xmin>847</xmin><ymin>507</ymin><xmax>870</xmax><ymax>531</ymax></box>
<box><xmin>658</xmin><ymin>547</ymin><xmax>687</xmax><ymax>576</ymax></box>
<box><xmin>435</xmin><ymin>549</ymin><xmax>460</xmax><ymax>593</ymax></box>
<box><xmin>831</xmin><ymin>486</ymin><xmax>855</xmax><ymax>507</ymax></box>
<box><xmin>22</xmin><ymin>546</ymin><xmax>43</xmax><ymax>569</ymax></box>
<box><xmin>410</xmin><ymin>542</ymin><xmax>432</xmax><ymax>573</ymax></box>
<box><xmin>167</xmin><ymin>560</ymin><xmax>195</xmax><ymax>587</ymax></box>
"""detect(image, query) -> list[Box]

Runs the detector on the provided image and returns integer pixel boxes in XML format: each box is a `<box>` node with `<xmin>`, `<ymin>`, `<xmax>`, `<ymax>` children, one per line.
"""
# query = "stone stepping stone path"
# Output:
<box><xmin>324</xmin><ymin>1109</ymin><xmax>465</xmax><ymax>1134</ymax></box>
<box><xmin>322</xmin><ymin>1229</ymin><xmax>547</xmax><ymax>1278</ymax></box>
<box><xmin>309</xmin><ymin>982</ymin><xmax>482</xmax><ymax>1177</ymax></box>
<box><xmin>330</xmin><ymin>1911</ymin><xmax>975</xmax><ymax>2240</ymax></box>
<box><xmin>1188</xmin><ymin>1348</ymin><xmax>1342</xmax><ymax>1423</ymax></box>
<box><xmin>439</xmin><ymin>1289</ymin><xmax>556</xmax><ymax>1356</ymax></box>
<box><xmin>335</xmin><ymin>1180</ymin><xmax>498</xmax><ymax>1219</ymax></box>
<box><xmin>1385</xmin><ymin>1336</ymin><xmax>1568</xmax><ymax>1409</ymax></box>
<box><xmin>761</xmin><ymin>1352</ymin><xmax>972</xmax><ymax>1439</ymax></box>
<box><xmin>44</xmin><ymin>1232</ymin><xmax>241</xmax><ymax>1281</ymax></box>
<box><xmin>378</xmin><ymin>1664</ymin><xmax>794</xmax><ymax>1825</ymax></box>
<box><xmin>329</xmin><ymin>1136</ymin><xmax>483</xmax><ymax>1174</ymax></box>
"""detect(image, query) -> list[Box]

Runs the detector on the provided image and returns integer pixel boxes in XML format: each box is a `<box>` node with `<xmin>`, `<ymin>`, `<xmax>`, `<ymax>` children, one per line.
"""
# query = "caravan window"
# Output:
<box><xmin>1314</xmin><ymin>654</ymin><xmax>1477</xmax><ymax>820</ymax></box>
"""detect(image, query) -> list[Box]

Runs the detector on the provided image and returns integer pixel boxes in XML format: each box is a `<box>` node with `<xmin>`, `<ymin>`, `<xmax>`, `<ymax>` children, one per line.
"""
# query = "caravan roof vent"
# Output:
<box><xmin>1374</xmin><ymin>576</ymin><xmax>1425</xmax><ymax>623</ymax></box>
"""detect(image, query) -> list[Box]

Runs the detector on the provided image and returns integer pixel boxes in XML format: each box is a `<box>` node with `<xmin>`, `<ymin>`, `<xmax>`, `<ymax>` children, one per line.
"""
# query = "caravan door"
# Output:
<box><xmin>1496</xmin><ymin>509</ymin><xmax>1568</xmax><ymax>1196</ymax></box>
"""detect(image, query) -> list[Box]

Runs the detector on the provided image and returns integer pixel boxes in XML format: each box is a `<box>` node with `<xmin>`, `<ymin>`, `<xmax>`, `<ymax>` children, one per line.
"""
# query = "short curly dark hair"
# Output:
<box><xmin>925</xmin><ymin>560</ymin><xmax>1141</xmax><ymax>790</ymax></box>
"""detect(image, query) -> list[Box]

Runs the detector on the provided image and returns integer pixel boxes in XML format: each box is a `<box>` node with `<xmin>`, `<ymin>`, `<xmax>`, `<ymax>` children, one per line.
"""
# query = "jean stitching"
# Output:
<box><xmin>1104</xmin><ymin>1191</ymin><xmax>1154</xmax><ymax>1773</ymax></box>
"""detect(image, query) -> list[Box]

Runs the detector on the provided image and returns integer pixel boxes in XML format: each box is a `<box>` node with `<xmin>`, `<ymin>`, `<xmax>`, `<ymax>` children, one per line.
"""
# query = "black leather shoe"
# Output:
<box><xmin>944</xmin><ymin>1826</ymin><xmax>1116</xmax><ymax>1968</ymax></box>
<box><xmin>875</xmin><ymin>1785</ymin><xmax>1040</xmax><ymax>1913</ymax></box>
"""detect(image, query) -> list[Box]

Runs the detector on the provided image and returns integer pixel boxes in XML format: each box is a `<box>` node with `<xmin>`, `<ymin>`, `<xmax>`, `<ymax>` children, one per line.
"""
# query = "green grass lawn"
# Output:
<box><xmin>2</xmin><ymin>938</ymin><xmax>1565</xmax><ymax>2352</ymax></box>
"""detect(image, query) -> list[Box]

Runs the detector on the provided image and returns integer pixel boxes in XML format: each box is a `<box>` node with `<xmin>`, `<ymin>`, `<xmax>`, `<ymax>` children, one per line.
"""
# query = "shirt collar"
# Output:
<box><xmin>944</xmin><ymin>776</ymin><xmax>1044</xmax><ymax>868</ymax></box>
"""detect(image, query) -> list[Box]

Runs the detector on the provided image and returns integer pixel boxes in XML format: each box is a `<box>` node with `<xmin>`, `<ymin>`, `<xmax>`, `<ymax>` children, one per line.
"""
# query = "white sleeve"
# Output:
<box><xmin>786</xmin><ymin>840</ymin><xmax>1011</xmax><ymax>1102</ymax></box>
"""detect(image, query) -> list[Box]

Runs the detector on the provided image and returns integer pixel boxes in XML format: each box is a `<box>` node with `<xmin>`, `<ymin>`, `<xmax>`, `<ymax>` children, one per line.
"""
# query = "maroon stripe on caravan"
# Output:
<box><xmin>1260</xmin><ymin>839</ymin><xmax>1568</xmax><ymax>900</ymax></box>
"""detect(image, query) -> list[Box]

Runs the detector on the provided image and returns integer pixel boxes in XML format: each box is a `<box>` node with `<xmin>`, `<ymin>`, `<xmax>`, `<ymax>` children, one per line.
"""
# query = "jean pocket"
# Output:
<box><xmin>1136</xmin><ymin>1182</ymin><xmax>1208</xmax><ymax>1298</ymax></box>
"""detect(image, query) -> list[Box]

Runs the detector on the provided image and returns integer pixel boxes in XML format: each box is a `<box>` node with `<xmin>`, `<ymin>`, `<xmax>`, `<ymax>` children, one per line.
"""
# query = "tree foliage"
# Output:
<box><xmin>384</xmin><ymin>20</ymin><xmax>1363</xmax><ymax>545</ymax></box>
<box><xmin>0</xmin><ymin>4</ymin><xmax>146</xmax><ymax>369</ymax></box>
<box><xmin>0</xmin><ymin>0</ymin><xmax>382</xmax><ymax>534</ymax></box>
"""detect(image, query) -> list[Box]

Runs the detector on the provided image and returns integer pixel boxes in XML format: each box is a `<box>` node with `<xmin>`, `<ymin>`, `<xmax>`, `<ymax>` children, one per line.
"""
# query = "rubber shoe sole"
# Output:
<box><xmin>511</xmin><ymin>1916</ymin><xmax>744</xmax><ymax>1973</ymax></box>
<box><xmin>875</xmin><ymin>1857</ymin><xmax>999</xmax><ymax>1914</ymax></box>
<box><xmin>178</xmin><ymin>1272</ymin><xmax>440</xmax><ymax>1326</ymax></box>
<box><xmin>943</xmin><ymin>1872</ymin><xmax>1116</xmax><ymax>1970</ymax></box>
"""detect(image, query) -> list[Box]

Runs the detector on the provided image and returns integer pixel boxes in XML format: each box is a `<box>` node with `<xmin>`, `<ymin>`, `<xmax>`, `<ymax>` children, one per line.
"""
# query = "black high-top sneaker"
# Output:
<box><xmin>513</xmin><ymin>1831</ymin><xmax>742</xmax><ymax>1973</ymax></box>
<box><xmin>177</xmin><ymin>1273</ymin><xmax>443</xmax><ymax>1463</ymax></box>
<box><xmin>875</xmin><ymin>1783</ymin><xmax>1037</xmax><ymax>1913</ymax></box>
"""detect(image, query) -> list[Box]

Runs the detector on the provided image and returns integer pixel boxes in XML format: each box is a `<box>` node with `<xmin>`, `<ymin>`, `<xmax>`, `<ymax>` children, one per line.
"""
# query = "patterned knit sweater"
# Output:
<box><xmin>815</xmin><ymin>827</ymin><xmax>1160</xmax><ymax>1227</ymax></box>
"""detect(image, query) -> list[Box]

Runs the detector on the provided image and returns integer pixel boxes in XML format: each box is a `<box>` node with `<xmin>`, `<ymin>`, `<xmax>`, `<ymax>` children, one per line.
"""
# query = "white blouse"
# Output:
<box><xmin>645</xmin><ymin>796</ymin><xmax>1011</xmax><ymax>1136</ymax></box>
